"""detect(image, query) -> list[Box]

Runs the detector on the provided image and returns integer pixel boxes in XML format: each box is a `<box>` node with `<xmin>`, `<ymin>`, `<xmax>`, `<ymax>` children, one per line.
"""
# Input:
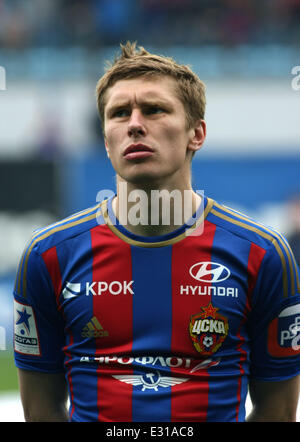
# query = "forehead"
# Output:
<box><xmin>104</xmin><ymin>76</ymin><xmax>181</xmax><ymax>108</ymax></box>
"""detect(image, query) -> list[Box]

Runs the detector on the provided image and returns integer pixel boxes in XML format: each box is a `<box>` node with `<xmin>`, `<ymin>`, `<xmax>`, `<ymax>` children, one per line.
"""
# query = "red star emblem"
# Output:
<box><xmin>200</xmin><ymin>302</ymin><xmax>219</xmax><ymax>319</ymax></box>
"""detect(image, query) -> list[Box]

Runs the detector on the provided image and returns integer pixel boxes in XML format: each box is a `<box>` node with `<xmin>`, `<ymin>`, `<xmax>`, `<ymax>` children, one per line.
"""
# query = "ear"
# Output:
<box><xmin>187</xmin><ymin>120</ymin><xmax>206</xmax><ymax>153</ymax></box>
<box><xmin>104</xmin><ymin>139</ymin><xmax>110</xmax><ymax>159</ymax></box>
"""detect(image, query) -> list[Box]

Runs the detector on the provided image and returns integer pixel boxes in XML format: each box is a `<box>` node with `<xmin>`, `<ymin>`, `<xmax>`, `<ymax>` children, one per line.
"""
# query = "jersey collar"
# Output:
<box><xmin>100</xmin><ymin>193</ymin><xmax>214</xmax><ymax>247</ymax></box>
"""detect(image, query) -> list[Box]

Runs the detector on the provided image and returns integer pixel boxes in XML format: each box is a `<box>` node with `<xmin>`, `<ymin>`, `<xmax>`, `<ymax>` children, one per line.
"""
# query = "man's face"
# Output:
<box><xmin>104</xmin><ymin>76</ymin><xmax>205</xmax><ymax>187</ymax></box>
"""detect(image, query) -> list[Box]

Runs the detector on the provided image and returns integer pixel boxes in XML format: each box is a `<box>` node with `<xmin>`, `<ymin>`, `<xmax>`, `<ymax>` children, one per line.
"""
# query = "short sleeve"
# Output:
<box><xmin>13</xmin><ymin>243</ymin><xmax>65</xmax><ymax>373</ymax></box>
<box><xmin>249</xmin><ymin>238</ymin><xmax>300</xmax><ymax>381</ymax></box>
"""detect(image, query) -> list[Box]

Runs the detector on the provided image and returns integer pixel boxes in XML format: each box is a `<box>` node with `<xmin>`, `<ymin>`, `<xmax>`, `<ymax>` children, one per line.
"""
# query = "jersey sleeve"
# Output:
<box><xmin>13</xmin><ymin>241</ymin><xmax>65</xmax><ymax>373</ymax></box>
<box><xmin>249</xmin><ymin>236</ymin><xmax>300</xmax><ymax>381</ymax></box>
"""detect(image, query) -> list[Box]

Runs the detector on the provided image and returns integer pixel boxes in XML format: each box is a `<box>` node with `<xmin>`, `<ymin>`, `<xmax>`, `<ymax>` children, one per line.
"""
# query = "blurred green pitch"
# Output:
<box><xmin>0</xmin><ymin>353</ymin><xmax>18</xmax><ymax>392</ymax></box>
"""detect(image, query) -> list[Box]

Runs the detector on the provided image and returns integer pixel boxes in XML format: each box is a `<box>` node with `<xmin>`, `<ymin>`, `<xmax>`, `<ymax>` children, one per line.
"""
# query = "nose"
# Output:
<box><xmin>127</xmin><ymin>109</ymin><xmax>146</xmax><ymax>137</ymax></box>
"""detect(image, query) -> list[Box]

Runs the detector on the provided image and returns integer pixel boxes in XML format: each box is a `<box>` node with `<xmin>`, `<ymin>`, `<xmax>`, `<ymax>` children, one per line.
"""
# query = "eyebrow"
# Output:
<box><xmin>105</xmin><ymin>96</ymin><xmax>174</xmax><ymax>117</ymax></box>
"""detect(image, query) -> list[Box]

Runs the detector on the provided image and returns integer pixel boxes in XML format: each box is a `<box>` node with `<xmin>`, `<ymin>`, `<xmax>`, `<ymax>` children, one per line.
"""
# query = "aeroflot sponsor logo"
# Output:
<box><xmin>80</xmin><ymin>355</ymin><xmax>220</xmax><ymax>372</ymax></box>
<box><xmin>80</xmin><ymin>355</ymin><xmax>220</xmax><ymax>391</ymax></box>
<box><xmin>80</xmin><ymin>356</ymin><xmax>220</xmax><ymax>391</ymax></box>
<box><xmin>81</xmin><ymin>355</ymin><xmax>197</xmax><ymax>368</ymax></box>
<box><xmin>62</xmin><ymin>281</ymin><xmax>134</xmax><ymax>299</ymax></box>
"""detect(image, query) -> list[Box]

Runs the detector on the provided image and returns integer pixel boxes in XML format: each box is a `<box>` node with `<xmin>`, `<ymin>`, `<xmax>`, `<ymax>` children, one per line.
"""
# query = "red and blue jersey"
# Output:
<box><xmin>13</xmin><ymin>196</ymin><xmax>300</xmax><ymax>422</ymax></box>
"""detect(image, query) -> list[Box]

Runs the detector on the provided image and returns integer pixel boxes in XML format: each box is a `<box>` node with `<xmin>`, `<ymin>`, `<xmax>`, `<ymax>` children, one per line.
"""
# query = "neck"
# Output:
<box><xmin>112</xmin><ymin>178</ymin><xmax>201</xmax><ymax>237</ymax></box>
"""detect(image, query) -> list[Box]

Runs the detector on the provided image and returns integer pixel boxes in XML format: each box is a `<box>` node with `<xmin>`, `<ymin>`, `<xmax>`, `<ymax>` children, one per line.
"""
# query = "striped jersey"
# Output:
<box><xmin>13</xmin><ymin>195</ymin><xmax>300</xmax><ymax>422</ymax></box>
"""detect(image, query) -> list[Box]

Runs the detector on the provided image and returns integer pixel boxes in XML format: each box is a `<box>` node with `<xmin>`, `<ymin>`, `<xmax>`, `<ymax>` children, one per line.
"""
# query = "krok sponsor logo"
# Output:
<box><xmin>86</xmin><ymin>281</ymin><xmax>134</xmax><ymax>296</ymax></box>
<box><xmin>189</xmin><ymin>262</ymin><xmax>230</xmax><ymax>283</ymax></box>
<box><xmin>62</xmin><ymin>281</ymin><xmax>81</xmax><ymax>299</ymax></box>
<box><xmin>62</xmin><ymin>280</ymin><xmax>134</xmax><ymax>299</ymax></box>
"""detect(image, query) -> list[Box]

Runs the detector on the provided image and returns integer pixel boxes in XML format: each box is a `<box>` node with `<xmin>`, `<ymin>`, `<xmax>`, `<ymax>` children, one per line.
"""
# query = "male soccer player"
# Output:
<box><xmin>14</xmin><ymin>42</ymin><xmax>300</xmax><ymax>422</ymax></box>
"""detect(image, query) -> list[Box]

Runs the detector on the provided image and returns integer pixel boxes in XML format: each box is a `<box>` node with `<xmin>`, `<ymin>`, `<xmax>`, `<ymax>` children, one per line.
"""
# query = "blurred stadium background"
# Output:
<box><xmin>0</xmin><ymin>0</ymin><xmax>300</xmax><ymax>421</ymax></box>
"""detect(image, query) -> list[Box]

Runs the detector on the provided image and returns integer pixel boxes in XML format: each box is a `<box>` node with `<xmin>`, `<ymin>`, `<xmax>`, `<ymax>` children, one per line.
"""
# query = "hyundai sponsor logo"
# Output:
<box><xmin>189</xmin><ymin>262</ymin><xmax>230</xmax><ymax>283</ymax></box>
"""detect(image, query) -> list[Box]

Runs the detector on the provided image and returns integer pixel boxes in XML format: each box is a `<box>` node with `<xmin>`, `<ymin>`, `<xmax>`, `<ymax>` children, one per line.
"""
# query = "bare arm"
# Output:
<box><xmin>247</xmin><ymin>375</ymin><xmax>300</xmax><ymax>422</ymax></box>
<box><xmin>18</xmin><ymin>368</ymin><xmax>69</xmax><ymax>422</ymax></box>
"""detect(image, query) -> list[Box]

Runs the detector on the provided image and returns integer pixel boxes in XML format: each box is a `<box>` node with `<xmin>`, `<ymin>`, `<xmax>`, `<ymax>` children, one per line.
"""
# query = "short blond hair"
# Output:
<box><xmin>96</xmin><ymin>41</ymin><xmax>206</xmax><ymax>133</ymax></box>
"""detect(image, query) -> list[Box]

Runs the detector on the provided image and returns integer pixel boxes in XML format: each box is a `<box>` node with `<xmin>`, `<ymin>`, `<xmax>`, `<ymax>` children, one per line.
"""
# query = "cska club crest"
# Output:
<box><xmin>189</xmin><ymin>302</ymin><xmax>229</xmax><ymax>356</ymax></box>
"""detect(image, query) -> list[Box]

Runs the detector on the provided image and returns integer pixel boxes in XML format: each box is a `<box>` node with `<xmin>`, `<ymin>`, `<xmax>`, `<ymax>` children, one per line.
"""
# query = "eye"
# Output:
<box><xmin>112</xmin><ymin>108</ymin><xmax>130</xmax><ymax>118</ymax></box>
<box><xmin>144</xmin><ymin>106</ymin><xmax>165</xmax><ymax>115</ymax></box>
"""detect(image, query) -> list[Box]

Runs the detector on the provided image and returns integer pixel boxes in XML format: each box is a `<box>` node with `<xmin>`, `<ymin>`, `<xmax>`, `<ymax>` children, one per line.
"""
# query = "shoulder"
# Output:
<box><xmin>19</xmin><ymin>201</ymin><xmax>105</xmax><ymax>268</ymax></box>
<box><xmin>207</xmin><ymin>197</ymin><xmax>290</xmax><ymax>252</ymax></box>
<box><xmin>14</xmin><ymin>202</ymin><xmax>105</xmax><ymax>297</ymax></box>
<box><xmin>206</xmin><ymin>198</ymin><xmax>300</xmax><ymax>297</ymax></box>
<box><xmin>28</xmin><ymin>203</ymin><xmax>103</xmax><ymax>255</ymax></box>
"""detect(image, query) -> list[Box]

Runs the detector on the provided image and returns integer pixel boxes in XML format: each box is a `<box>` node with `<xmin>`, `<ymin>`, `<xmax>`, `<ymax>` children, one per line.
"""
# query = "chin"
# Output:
<box><xmin>127</xmin><ymin>174</ymin><xmax>159</xmax><ymax>186</ymax></box>
<box><xmin>117</xmin><ymin>162</ymin><xmax>182</xmax><ymax>188</ymax></box>
<box><xmin>119</xmin><ymin>170</ymin><xmax>166</xmax><ymax>187</ymax></box>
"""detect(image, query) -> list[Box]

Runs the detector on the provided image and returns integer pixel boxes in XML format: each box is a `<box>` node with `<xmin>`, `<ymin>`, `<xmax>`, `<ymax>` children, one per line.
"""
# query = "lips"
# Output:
<box><xmin>123</xmin><ymin>143</ymin><xmax>154</xmax><ymax>160</ymax></box>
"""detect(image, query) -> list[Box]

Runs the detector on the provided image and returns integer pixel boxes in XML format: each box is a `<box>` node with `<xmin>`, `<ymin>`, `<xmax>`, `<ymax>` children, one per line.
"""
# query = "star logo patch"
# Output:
<box><xmin>14</xmin><ymin>300</ymin><xmax>41</xmax><ymax>356</ymax></box>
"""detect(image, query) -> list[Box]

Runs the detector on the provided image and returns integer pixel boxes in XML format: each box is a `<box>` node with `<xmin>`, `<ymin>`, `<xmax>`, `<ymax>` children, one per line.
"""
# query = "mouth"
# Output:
<box><xmin>123</xmin><ymin>143</ymin><xmax>154</xmax><ymax>160</ymax></box>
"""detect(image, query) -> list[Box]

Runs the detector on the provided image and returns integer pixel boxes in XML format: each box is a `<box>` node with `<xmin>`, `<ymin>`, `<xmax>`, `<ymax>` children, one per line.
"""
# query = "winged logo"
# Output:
<box><xmin>112</xmin><ymin>370</ymin><xmax>189</xmax><ymax>391</ymax></box>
